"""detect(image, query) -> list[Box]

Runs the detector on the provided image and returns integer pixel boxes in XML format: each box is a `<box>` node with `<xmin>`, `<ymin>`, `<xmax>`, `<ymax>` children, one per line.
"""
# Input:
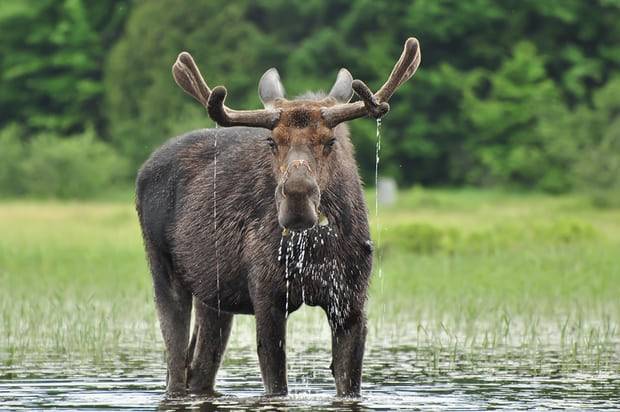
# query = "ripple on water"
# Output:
<box><xmin>1</xmin><ymin>344</ymin><xmax>619</xmax><ymax>410</ymax></box>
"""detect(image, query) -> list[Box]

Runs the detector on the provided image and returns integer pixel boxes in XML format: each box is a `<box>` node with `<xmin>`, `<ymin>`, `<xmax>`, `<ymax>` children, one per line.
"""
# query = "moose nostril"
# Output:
<box><xmin>289</xmin><ymin>159</ymin><xmax>313</xmax><ymax>173</ymax></box>
<box><xmin>290</xmin><ymin>159</ymin><xmax>307</xmax><ymax>171</ymax></box>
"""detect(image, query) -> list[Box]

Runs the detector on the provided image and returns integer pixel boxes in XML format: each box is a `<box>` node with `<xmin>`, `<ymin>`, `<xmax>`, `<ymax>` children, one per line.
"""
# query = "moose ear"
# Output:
<box><xmin>328</xmin><ymin>68</ymin><xmax>354</xmax><ymax>103</ymax></box>
<box><xmin>259</xmin><ymin>68</ymin><xmax>285</xmax><ymax>107</ymax></box>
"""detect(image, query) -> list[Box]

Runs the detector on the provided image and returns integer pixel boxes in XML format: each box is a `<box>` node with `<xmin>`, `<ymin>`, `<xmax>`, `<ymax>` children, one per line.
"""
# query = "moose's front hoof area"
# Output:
<box><xmin>336</xmin><ymin>392</ymin><xmax>362</xmax><ymax>399</ymax></box>
<box><xmin>262</xmin><ymin>389</ymin><xmax>288</xmax><ymax>398</ymax></box>
<box><xmin>188</xmin><ymin>385</ymin><xmax>225</xmax><ymax>398</ymax></box>
<box><xmin>165</xmin><ymin>385</ymin><xmax>188</xmax><ymax>399</ymax></box>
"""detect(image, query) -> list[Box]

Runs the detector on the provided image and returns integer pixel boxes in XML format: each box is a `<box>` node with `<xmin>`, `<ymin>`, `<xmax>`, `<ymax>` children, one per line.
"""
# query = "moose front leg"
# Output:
<box><xmin>254</xmin><ymin>302</ymin><xmax>288</xmax><ymax>396</ymax></box>
<box><xmin>330</xmin><ymin>312</ymin><xmax>367</xmax><ymax>397</ymax></box>
<box><xmin>187</xmin><ymin>299</ymin><xmax>234</xmax><ymax>395</ymax></box>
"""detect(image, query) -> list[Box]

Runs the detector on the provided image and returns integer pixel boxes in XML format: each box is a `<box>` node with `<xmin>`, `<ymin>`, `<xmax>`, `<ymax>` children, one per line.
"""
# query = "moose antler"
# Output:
<box><xmin>172</xmin><ymin>52</ymin><xmax>281</xmax><ymax>129</ymax></box>
<box><xmin>322</xmin><ymin>37</ymin><xmax>421</xmax><ymax>127</ymax></box>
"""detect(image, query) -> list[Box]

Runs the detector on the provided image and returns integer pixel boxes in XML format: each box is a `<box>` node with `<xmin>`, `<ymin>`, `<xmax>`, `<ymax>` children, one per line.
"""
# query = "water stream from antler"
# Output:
<box><xmin>375</xmin><ymin>118</ymin><xmax>383</xmax><ymax>281</ymax></box>
<box><xmin>375</xmin><ymin>118</ymin><xmax>386</xmax><ymax>335</ymax></box>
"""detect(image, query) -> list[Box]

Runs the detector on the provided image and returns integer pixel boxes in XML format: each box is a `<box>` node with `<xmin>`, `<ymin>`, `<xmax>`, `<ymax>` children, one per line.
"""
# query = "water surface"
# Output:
<box><xmin>2</xmin><ymin>342</ymin><xmax>619</xmax><ymax>410</ymax></box>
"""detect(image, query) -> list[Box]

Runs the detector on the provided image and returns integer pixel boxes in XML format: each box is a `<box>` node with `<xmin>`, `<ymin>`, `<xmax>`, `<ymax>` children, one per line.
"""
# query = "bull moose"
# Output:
<box><xmin>136</xmin><ymin>37</ymin><xmax>421</xmax><ymax>397</ymax></box>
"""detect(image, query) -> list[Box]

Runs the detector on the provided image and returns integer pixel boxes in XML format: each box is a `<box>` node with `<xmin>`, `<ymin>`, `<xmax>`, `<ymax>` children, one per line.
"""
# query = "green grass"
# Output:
<box><xmin>367</xmin><ymin>188</ymin><xmax>620</xmax><ymax>371</ymax></box>
<box><xmin>0</xmin><ymin>188</ymin><xmax>619</xmax><ymax>372</ymax></box>
<box><xmin>0</xmin><ymin>201</ymin><xmax>157</xmax><ymax>360</ymax></box>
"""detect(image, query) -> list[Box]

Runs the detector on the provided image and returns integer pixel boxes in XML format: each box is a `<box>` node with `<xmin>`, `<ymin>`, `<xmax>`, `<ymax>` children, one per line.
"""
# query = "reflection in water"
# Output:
<box><xmin>1</xmin><ymin>343</ymin><xmax>619</xmax><ymax>410</ymax></box>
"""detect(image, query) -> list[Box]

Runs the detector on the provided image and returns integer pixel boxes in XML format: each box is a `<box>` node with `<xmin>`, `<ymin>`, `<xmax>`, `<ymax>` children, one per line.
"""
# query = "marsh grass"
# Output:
<box><xmin>0</xmin><ymin>189</ymin><xmax>618</xmax><ymax>373</ymax></box>
<box><xmin>368</xmin><ymin>188</ymin><xmax>620</xmax><ymax>372</ymax></box>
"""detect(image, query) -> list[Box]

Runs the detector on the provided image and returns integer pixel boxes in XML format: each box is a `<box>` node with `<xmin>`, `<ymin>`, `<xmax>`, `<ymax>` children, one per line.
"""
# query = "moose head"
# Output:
<box><xmin>172</xmin><ymin>38</ymin><xmax>421</xmax><ymax>231</ymax></box>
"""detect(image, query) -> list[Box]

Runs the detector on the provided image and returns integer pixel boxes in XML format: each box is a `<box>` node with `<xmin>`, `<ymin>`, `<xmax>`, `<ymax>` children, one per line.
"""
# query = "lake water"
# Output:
<box><xmin>2</xmin><ymin>342</ymin><xmax>619</xmax><ymax>410</ymax></box>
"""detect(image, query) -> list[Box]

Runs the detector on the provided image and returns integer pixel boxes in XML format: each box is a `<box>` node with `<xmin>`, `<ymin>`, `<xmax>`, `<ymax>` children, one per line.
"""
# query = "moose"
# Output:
<box><xmin>136</xmin><ymin>37</ymin><xmax>421</xmax><ymax>397</ymax></box>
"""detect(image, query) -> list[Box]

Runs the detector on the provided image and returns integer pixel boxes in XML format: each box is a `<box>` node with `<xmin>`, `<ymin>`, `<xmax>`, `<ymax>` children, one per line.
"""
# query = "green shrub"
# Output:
<box><xmin>570</xmin><ymin>77</ymin><xmax>620</xmax><ymax>207</ymax></box>
<box><xmin>382</xmin><ymin>218</ymin><xmax>597</xmax><ymax>255</ymax></box>
<box><xmin>382</xmin><ymin>223</ymin><xmax>460</xmax><ymax>254</ymax></box>
<box><xmin>20</xmin><ymin>130</ymin><xmax>128</xmax><ymax>199</ymax></box>
<box><xmin>536</xmin><ymin>219</ymin><xmax>597</xmax><ymax>243</ymax></box>
<box><xmin>0</xmin><ymin>124</ymin><xmax>26</xmax><ymax>196</ymax></box>
<box><xmin>575</xmin><ymin>124</ymin><xmax>620</xmax><ymax>208</ymax></box>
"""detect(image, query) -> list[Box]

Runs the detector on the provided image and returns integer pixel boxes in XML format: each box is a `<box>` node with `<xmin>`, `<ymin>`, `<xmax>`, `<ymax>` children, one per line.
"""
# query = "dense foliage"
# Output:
<box><xmin>1</xmin><ymin>0</ymin><xmax>619</xmax><ymax>197</ymax></box>
<box><xmin>0</xmin><ymin>0</ymin><xmax>130</xmax><ymax>134</ymax></box>
<box><xmin>0</xmin><ymin>125</ymin><xmax>127</xmax><ymax>198</ymax></box>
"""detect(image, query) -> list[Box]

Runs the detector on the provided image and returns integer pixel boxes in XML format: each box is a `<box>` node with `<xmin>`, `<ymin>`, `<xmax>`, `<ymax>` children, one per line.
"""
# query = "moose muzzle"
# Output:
<box><xmin>275</xmin><ymin>159</ymin><xmax>320</xmax><ymax>231</ymax></box>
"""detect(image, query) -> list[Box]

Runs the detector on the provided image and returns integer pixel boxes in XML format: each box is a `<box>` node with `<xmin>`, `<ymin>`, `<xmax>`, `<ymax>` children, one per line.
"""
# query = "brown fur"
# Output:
<box><xmin>137</xmin><ymin>95</ymin><xmax>372</xmax><ymax>397</ymax></box>
<box><xmin>155</xmin><ymin>37</ymin><xmax>420</xmax><ymax>397</ymax></box>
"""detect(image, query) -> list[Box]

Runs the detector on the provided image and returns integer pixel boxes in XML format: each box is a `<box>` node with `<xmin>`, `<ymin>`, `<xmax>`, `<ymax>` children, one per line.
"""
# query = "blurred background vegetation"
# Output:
<box><xmin>1</xmin><ymin>0</ymin><xmax>619</xmax><ymax>201</ymax></box>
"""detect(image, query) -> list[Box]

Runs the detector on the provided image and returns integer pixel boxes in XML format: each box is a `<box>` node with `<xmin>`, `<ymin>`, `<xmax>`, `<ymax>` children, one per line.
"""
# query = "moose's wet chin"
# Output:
<box><xmin>278</xmin><ymin>199</ymin><xmax>318</xmax><ymax>231</ymax></box>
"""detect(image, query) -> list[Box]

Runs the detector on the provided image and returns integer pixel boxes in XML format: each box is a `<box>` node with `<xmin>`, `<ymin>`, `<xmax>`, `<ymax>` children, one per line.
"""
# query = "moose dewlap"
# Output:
<box><xmin>136</xmin><ymin>37</ymin><xmax>420</xmax><ymax>397</ymax></box>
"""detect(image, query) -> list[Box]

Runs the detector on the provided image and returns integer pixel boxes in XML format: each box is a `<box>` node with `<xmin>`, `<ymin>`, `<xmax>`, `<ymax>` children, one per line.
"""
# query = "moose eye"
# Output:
<box><xmin>323</xmin><ymin>138</ymin><xmax>336</xmax><ymax>156</ymax></box>
<box><xmin>266</xmin><ymin>137</ymin><xmax>277</xmax><ymax>153</ymax></box>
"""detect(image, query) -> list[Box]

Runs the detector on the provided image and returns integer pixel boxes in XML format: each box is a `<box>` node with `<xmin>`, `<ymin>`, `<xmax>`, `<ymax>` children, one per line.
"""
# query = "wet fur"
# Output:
<box><xmin>136</xmin><ymin>120</ymin><xmax>372</xmax><ymax>396</ymax></box>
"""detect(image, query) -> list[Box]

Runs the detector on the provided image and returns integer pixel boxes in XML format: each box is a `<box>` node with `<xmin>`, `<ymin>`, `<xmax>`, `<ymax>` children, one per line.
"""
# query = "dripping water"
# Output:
<box><xmin>214</xmin><ymin>125</ymin><xmax>221</xmax><ymax>340</ymax></box>
<box><xmin>375</xmin><ymin>118</ymin><xmax>382</xmax><ymax>220</ymax></box>
<box><xmin>280</xmin><ymin>229</ymin><xmax>323</xmax><ymax>319</ymax></box>
<box><xmin>296</xmin><ymin>232</ymin><xmax>307</xmax><ymax>305</ymax></box>
<box><xmin>375</xmin><ymin>118</ymin><xmax>386</xmax><ymax>337</ymax></box>
<box><xmin>284</xmin><ymin>230</ymin><xmax>307</xmax><ymax>318</ymax></box>
<box><xmin>375</xmin><ymin>118</ymin><xmax>383</xmax><ymax>281</ymax></box>
<box><xmin>284</xmin><ymin>233</ymin><xmax>291</xmax><ymax>319</ymax></box>
<box><xmin>279</xmin><ymin>226</ymin><xmax>343</xmax><ymax>325</ymax></box>
<box><xmin>278</xmin><ymin>236</ymin><xmax>284</xmax><ymax>263</ymax></box>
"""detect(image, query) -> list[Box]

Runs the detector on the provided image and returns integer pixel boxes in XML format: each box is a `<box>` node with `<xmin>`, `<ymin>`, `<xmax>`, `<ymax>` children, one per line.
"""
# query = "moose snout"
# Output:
<box><xmin>276</xmin><ymin>161</ymin><xmax>320</xmax><ymax>231</ymax></box>
<box><xmin>282</xmin><ymin>161</ymin><xmax>318</xmax><ymax>197</ymax></box>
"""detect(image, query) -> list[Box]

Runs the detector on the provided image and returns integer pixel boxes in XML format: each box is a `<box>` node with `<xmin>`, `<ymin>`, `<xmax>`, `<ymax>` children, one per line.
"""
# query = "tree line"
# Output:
<box><xmin>1</xmin><ymin>0</ymin><xmax>619</xmax><ymax>199</ymax></box>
